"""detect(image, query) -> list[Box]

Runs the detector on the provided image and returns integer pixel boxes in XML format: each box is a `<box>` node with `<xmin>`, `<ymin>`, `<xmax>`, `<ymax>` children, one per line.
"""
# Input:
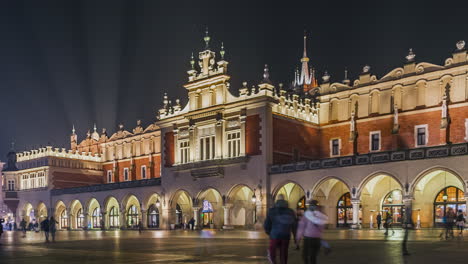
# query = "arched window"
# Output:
<box><xmin>92</xmin><ymin>207</ymin><xmax>101</xmax><ymax>228</ymax></box>
<box><xmin>76</xmin><ymin>209</ymin><xmax>84</xmax><ymax>228</ymax></box>
<box><xmin>147</xmin><ymin>205</ymin><xmax>160</xmax><ymax>228</ymax></box>
<box><xmin>60</xmin><ymin>210</ymin><xmax>68</xmax><ymax>229</ymax></box>
<box><xmin>176</xmin><ymin>204</ymin><xmax>183</xmax><ymax>225</ymax></box>
<box><xmin>336</xmin><ymin>192</ymin><xmax>352</xmax><ymax>227</ymax></box>
<box><xmin>126</xmin><ymin>205</ymin><xmax>139</xmax><ymax>228</ymax></box>
<box><xmin>434</xmin><ymin>186</ymin><xmax>465</xmax><ymax>226</ymax></box>
<box><xmin>109</xmin><ymin>206</ymin><xmax>120</xmax><ymax>228</ymax></box>
<box><xmin>382</xmin><ymin>190</ymin><xmax>404</xmax><ymax>226</ymax></box>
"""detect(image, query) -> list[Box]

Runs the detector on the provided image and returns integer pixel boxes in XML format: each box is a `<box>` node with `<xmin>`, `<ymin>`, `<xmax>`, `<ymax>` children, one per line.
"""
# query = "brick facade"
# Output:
<box><xmin>246</xmin><ymin>115</ymin><xmax>262</xmax><ymax>156</ymax></box>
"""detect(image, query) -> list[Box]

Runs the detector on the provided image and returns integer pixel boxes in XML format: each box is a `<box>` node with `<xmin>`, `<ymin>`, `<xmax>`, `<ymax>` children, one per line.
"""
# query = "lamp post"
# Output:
<box><xmin>252</xmin><ymin>189</ymin><xmax>257</xmax><ymax>224</ymax></box>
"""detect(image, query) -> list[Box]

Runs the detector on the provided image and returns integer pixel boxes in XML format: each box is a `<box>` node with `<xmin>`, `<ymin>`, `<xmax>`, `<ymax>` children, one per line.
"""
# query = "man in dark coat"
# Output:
<box><xmin>40</xmin><ymin>218</ymin><xmax>50</xmax><ymax>243</ymax></box>
<box><xmin>264</xmin><ymin>194</ymin><xmax>297</xmax><ymax>264</ymax></box>
<box><xmin>376</xmin><ymin>213</ymin><xmax>382</xmax><ymax>230</ymax></box>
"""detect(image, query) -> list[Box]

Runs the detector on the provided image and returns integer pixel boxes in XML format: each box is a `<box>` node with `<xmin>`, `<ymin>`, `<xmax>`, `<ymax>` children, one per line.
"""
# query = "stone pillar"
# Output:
<box><xmin>120</xmin><ymin>210</ymin><xmax>127</xmax><ymax>229</ymax></box>
<box><xmin>403</xmin><ymin>197</ymin><xmax>413</xmax><ymax>228</ymax></box>
<box><xmin>82</xmin><ymin>213</ymin><xmax>89</xmax><ymax>230</ymax></box>
<box><xmin>193</xmin><ymin>207</ymin><xmax>200</xmax><ymax>230</ymax></box>
<box><xmin>162</xmin><ymin>208</ymin><xmax>171</xmax><ymax>230</ymax></box>
<box><xmin>141</xmin><ymin>209</ymin><xmax>147</xmax><ymax>228</ymax></box>
<box><xmin>351</xmin><ymin>199</ymin><xmax>360</xmax><ymax>229</ymax></box>
<box><xmin>101</xmin><ymin>211</ymin><xmax>107</xmax><ymax>230</ymax></box>
<box><xmin>222</xmin><ymin>204</ymin><xmax>233</xmax><ymax>229</ymax></box>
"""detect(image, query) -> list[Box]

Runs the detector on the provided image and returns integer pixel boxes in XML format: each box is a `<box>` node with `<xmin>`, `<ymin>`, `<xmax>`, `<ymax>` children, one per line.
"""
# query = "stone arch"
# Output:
<box><xmin>68</xmin><ymin>200</ymin><xmax>83</xmax><ymax>229</ymax></box>
<box><xmin>36</xmin><ymin>202</ymin><xmax>48</xmax><ymax>223</ymax></box>
<box><xmin>170</xmin><ymin>189</ymin><xmax>193</xmax><ymax>228</ymax></box>
<box><xmin>226</xmin><ymin>184</ymin><xmax>255</xmax><ymax>227</ymax></box>
<box><xmin>22</xmin><ymin>202</ymin><xmax>34</xmax><ymax>224</ymax></box>
<box><xmin>357</xmin><ymin>172</ymin><xmax>404</xmax><ymax>228</ymax></box>
<box><xmin>121</xmin><ymin>194</ymin><xmax>141</xmax><ymax>228</ymax></box>
<box><xmin>54</xmin><ymin>200</ymin><xmax>68</xmax><ymax>230</ymax></box>
<box><xmin>145</xmin><ymin>193</ymin><xmax>162</xmax><ymax>228</ymax></box>
<box><xmin>411</xmin><ymin>167</ymin><xmax>465</xmax><ymax>227</ymax></box>
<box><xmin>104</xmin><ymin>196</ymin><xmax>120</xmax><ymax>229</ymax></box>
<box><xmin>86</xmin><ymin>198</ymin><xmax>102</xmax><ymax>229</ymax></box>
<box><xmin>196</xmin><ymin>187</ymin><xmax>224</xmax><ymax>228</ymax></box>
<box><xmin>311</xmin><ymin>176</ymin><xmax>351</xmax><ymax>227</ymax></box>
<box><xmin>273</xmin><ymin>181</ymin><xmax>306</xmax><ymax>211</ymax></box>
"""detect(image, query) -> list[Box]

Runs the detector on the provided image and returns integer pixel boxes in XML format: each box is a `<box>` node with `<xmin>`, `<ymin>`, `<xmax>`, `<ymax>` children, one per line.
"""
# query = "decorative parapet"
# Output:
<box><xmin>50</xmin><ymin>178</ymin><xmax>161</xmax><ymax>196</ymax></box>
<box><xmin>16</xmin><ymin>146</ymin><xmax>102</xmax><ymax>162</ymax></box>
<box><xmin>272</xmin><ymin>90</ymin><xmax>318</xmax><ymax>123</ymax></box>
<box><xmin>269</xmin><ymin>143</ymin><xmax>468</xmax><ymax>174</ymax></box>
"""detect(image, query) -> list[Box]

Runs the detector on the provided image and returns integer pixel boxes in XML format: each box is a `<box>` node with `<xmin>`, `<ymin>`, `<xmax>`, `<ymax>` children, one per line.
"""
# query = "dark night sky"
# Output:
<box><xmin>0</xmin><ymin>0</ymin><xmax>467</xmax><ymax>157</ymax></box>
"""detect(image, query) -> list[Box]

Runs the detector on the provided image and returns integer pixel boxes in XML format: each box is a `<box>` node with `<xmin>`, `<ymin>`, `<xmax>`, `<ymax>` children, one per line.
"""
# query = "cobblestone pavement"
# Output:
<box><xmin>0</xmin><ymin>229</ymin><xmax>467</xmax><ymax>263</ymax></box>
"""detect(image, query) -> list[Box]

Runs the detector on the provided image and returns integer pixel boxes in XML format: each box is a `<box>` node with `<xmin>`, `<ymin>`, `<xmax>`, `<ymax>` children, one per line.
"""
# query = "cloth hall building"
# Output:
<box><xmin>3</xmin><ymin>34</ymin><xmax>468</xmax><ymax>230</ymax></box>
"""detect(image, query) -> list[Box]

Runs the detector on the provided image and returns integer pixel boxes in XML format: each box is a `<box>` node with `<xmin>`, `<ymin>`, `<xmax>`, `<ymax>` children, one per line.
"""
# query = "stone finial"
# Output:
<box><xmin>118</xmin><ymin>123</ymin><xmax>124</xmax><ymax>130</ymax></box>
<box><xmin>279</xmin><ymin>83</ymin><xmax>284</xmax><ymax>90</ymax></box>
<box><xmin>262</xmin><ymin>64</ymin><xmax>271</xmax><ymax>83</ymax></box>
<box><xmin>220</xmin><ymin>42</ymin><xmax>225</xmax><ymax>60</ymax></box>
<box><xmin>72</xmin><ymin>125</ymin><xmax>76</xmax><ymax>134</ymax></box>
<box><xmin>362</xmin><ymin>65</ymin><xmax>370</xmax><ymax>73</ymax></box>
<box><xmin>101</xmin><ymin>128</ymin><xmax>107</xmax><ymax>135</ymax></box>
<box><xmin>137</xmin><ymin>120</ymin><xmax>142</xmax><ymax>126</ymax></box>
<box><xmin>93</xmin><ymin>123</ymin><xmax>97</xmax><ymax>132</ymax></box>
<box><xmin>456</xmin><ymin>40</ymin><xmax>466</xmax><ymax>51</ymax></box>
<box><xmin>163</xmin><ymin>93</ymin><xmax>168</xmax><ymax>106</ymax></box>
<box><xmin>86</xmin><ymin>130</ymin><xmax>91</xmax><ymax>138</ymax></box>
<box><xmin>190</xmin><ymin>52</ymin><xmax>195</xmax><ymax>69</ymax></box>
<box><xmin>343</xmin><ymin>68</ymin><xmax>350</xmax><ymax>85</ymax></box>
<box><xmin>406</xmin><ymin>48</ymin><xmax>416</xmax><ymax>62</ymax></box>
<box><xmin>203</xmin><ymin>27</ymin><xmax>210</xmax><ymax>49</ymax></box>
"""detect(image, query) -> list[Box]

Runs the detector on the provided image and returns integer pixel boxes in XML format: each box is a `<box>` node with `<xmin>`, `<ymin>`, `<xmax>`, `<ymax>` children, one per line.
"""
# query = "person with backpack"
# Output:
<box><xmin>296</xmin><ymin>201</ymin><xmax>329</xmax><ymax>264</ymax></box>
<box><xmin>49</xmin><ymin>217</ymin><xmax>58</xmax><ymax>242</ymax></box>
<box><xmin>264</xmin><ymin>194</ymin><xmax>297</xmax><ymax>264</ymax></box>
<box><xmin>456</xmin><ymin>209</ymin><xmax>465</xmax><ymax>235</ymax></box>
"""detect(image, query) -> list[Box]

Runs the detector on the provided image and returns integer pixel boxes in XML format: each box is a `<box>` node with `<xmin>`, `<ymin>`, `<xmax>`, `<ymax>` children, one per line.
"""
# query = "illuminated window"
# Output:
<box><xmin>109</xmin><ymin>206</ymin><xmax>120</xmax><ymax>228</ymax></box>
<box><xmin>123</xmin><ymin>168</ymin><xmax>129</xmax><ymax>181</ymax></box>
<box><xmin>227</xmin><ymin>131</ymin><xmax>241</xmax><ymax>158</ymax></box>
<box><xmin>127</xmin><ymin>205</ymin><xmax>139</xmax><ymax>227</ymax></box>
<box><xmin>60</xmin><ymin>210</ymin><xmax>69</xmax><ymax>229</ymax></box>
<box><xmin>141</xmin><ymin>166</ymin><xmax>147</xmax><ymax>179</ymax></box>
<box><xmin>92</xmin><ymin>207</ymin><xmax>101</xmax><ymax>228</ymax></box>
<box><xmin>179</xmin><ymin>140</ymin><xmax>190</xmax><ymax>164</ymax></box>
<box><xmin>200</xmin><ymin>135</ymin><xmax>215</xmax><ymax>161</ymax></box>
<box><xmin>76</xmin><ymin>209</ymin><xmax>84</xmax><ymax>228</ymax></box>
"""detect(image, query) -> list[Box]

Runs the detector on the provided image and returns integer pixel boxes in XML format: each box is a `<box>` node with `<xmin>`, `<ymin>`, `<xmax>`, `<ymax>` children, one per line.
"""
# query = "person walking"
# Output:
<box><xmin>138</xmin><ymin>219</ymin><xmax>143</xmax><ymax>234</ymax></box>
<box><xmin>296</xmin><ymin>201</ymin><xmax>328</xmax><ymax>264</ymax></box>
<box><xmin>384</xmin><ymin>211</ymin><xmax>394</xmax><ymax>236</ymax></box>
<box><xmin>20</xmin><ymin>219</ymin><xmax>27</xmax><ymax>237</ymax></box>
<box><xmin>49</xmin><ymin>217</ymin><xmax>58</xmax><ymax>242</ymax></box>
<box><xmin>445</xmin><ymin>207</ymin><xmax>456</xmax><ymax>239</ymax></box>
<box><xmin>0</xmin><ymin>219</ymin><xmax>4</xmax><ymax>242</ymax></box>
<box><xmin>456</xmin><ymin>209</ymin><xmax>465</xmax><ymax>235</ymax></box>
<box><xmin>401</xmin><ymin>209</ymin><xmax>412</xmax><ymax>256</ymax></box>
<box><xmin>188</xmin><ymin>217</ymin><xmax>195</xmax><ymax>230</ymax></box>
<box><xmin>264</xmin><ymin>194</ymin><xmax>297</xmax><ymax>264</ymax></box>
<box><xmin>376</xmin><ymin>213</ymin><xmax>382</xmax><ymax>230</ymax></box>
<box><xmin>41</xmin><ymin>217</ymin><xmax>50</xmax><ymax>243</ymax></box>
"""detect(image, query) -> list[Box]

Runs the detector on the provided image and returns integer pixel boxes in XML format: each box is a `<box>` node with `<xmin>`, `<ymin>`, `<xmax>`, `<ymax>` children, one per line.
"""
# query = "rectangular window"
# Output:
<box><xmin>123</xmin><ymin>168</ymin><xmax>129</xmax><ymax>181</ymax></box>
<box><xmin>370</xmin><ymin>131</ymin><xmax>381</xmax><ymax>151</ymax></box>
<box><xmin>330</xmin><ymin>139</ymin><xmax>340</xmax><ymax>156</ymax></box>
<box><xmin>200</xmin><ymin>135</ymin><xmax>215</xmax><ymax>160</ymax></box>
<box><xmin>8</xmin><ymin>180</ymin><xmax>15</xmax><ymax>191</ymax></box>
<box><xmin>415</xmin><ymin>125</ymin><xmax>428</xmax><ymax>147</ymax></box>
<box><xmin>107</xmin><ymin>170</ymin><xmax>113</xmax><ymax>183</ymax></box>
<box><xmin>141</xmin><ymin>166</ymin><xmax>147</xmax><ymax>179</ymax></box>
<box><xmin>227</xmin><ymin>131</ymin><xmax>241</xmax><ymax>158</ymax></box>
<box><xmin>465</xmin><ymin>119</ymin><xmax>468</xmax><ymax>141</ymax></box>
<box><xmin>179</xmin><ymin>140</ymin><xmax>190</xmax><ymax>164</ymax></box>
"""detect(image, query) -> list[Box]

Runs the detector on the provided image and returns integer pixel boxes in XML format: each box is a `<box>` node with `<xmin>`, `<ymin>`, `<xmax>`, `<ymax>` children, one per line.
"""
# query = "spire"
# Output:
<box><xmin>93</xmin><ymin>123</ymin><xmax>97</xmax><ymax>132</ymax></box>
<box><xmin>302</xmin><ymin>31</ymin><xmax>308</xmax><ymax>58</ymax></box>
<box><xmin>343</xmin><ymin>68</ymin><xmax>350</xmax><ymax>85</ymax></box>
<box><xmin>190</xmin><ymin>52</ymin><xmax>195</xmax><ymax>69</ymax></box>
<box><xmin>299</xmin><ymin>33</ymin><xmax>310</xmax><ymax>86</ymax></box>
<box><xmin>220</xmin><ymin>42</ymin><xmax>225</xmax><ymax>60</ymax></box>
<box><xmin>203</xmin><ymin>27</ymin><xmax>210</xmax><ymax>49</ymax></box>
<box><xmin>10</xmin><ymin>141</ymin><xmax>15</xmax><ymax>151</ymax></box>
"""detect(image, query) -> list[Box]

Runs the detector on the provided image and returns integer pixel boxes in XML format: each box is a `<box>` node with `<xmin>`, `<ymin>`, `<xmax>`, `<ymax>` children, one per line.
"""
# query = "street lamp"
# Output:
<box><xmin>156</xmin><ymin>199</ymin><xmax>161</xmax><ymax>208</ymax></box>
<box><xmin>252</xmin><ymin>189</ymin><xmax>257</xmax><ymax>224</ymax></box>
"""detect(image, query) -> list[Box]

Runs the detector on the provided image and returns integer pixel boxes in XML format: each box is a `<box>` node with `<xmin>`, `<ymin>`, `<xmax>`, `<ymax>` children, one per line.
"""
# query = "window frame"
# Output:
<box><xmin>141</xmin><ymin>165</ymin><xmax>147</xmax><ymax>179</ymax></box>
<box><xmin>330</xmin><ymin>138</ymin><xmax>341</xmax><ymax>157</ymax></box>
<box><xmin>123</xmin><ymin>168</ymin><xmax>129</xmax><ymax>181</ymax></box>
<box><xmin>107</xmin><ymin>170</ymin><xmax>113</xmax><ymax>183</ymax></box>
<box><xmin>227</xmin><ymin>131</ymin><xmax>241</xmax><ymax>158</ymax></box>
<box><xmin>369</xmin><ymin>131</ymin><xmax>381</xmax><ymax>152</ymax></box>
<box><xmin>414</xmin><ymin>124</ymin><xmax>428</xmax><ymax>147</ymax></box>
<box><xmin>179</xmin><ymin>139</ymin><xmax>190</xmax><ymax>164</ymax></box>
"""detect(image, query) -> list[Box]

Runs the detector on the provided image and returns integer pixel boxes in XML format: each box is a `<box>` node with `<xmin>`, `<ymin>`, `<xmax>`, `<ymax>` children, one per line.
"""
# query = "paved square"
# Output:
<box><xmin>0</xmin><ymin>229</ymin><xmax>466</xmax><ymax>263</ymax></box>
